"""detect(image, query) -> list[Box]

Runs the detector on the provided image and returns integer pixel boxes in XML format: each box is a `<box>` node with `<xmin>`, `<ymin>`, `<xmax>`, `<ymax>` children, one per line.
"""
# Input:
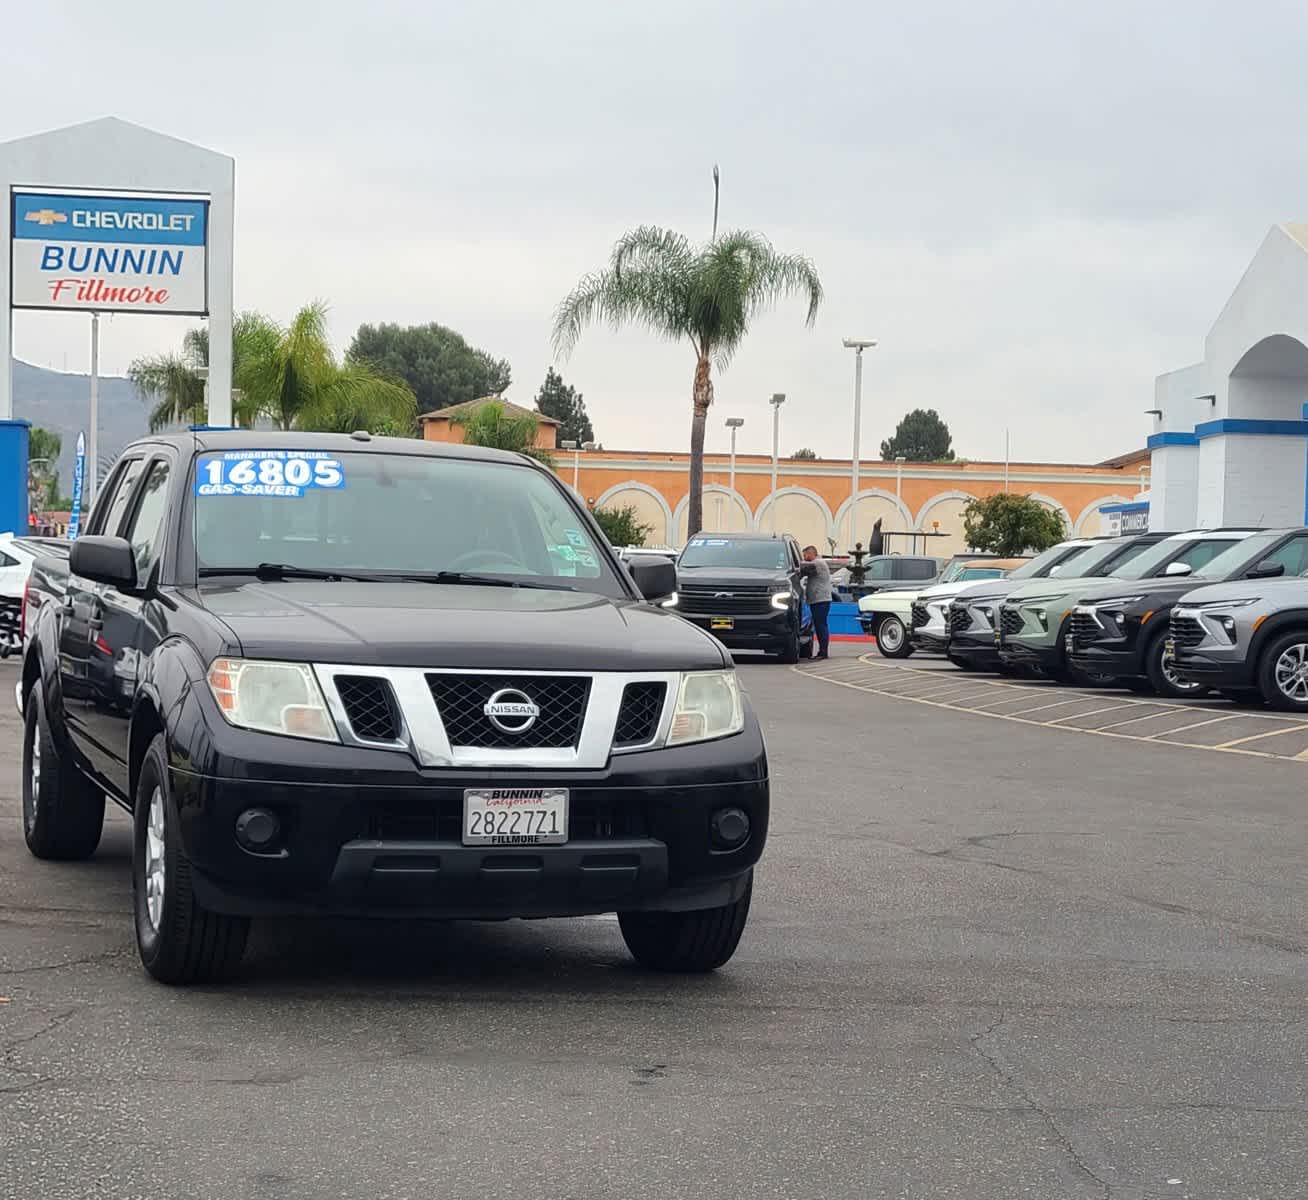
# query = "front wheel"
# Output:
<box><xmin>133</xmin><ymin>734</ymin><xmax>249</xmax><ymax>984</ymax></box>
<box><xmin>22</xmin><ymin>679</ymin><xmax>104</xmax><ymax>861</ymax></box>
<box><xmin>619</xmin><ymin>875</ymin><xmax>752</xmax><ymax>972</ymax></box>
<box><xmin>875</xmin><ymin>615</ymin><xmax>914</xmax><ymax>659</ymax></box>
<box><xmin>1145</xmin><ymin>633</ymin><xmax>1210</xmax><ymax>700</ymax></box>
<box><xmin>1257</xmin><ymin>631</ymin><xmax>1308</xmax><ymax>712</ymax></box>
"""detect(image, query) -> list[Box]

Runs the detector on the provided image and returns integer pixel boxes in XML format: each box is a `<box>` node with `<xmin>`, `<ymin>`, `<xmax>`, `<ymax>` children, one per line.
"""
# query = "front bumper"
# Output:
<box><xmin>996</xmin><ymin>637</ymin><xmax>1062</xmax><ymax>670</ymax></box>
<box><xmin>948</xmin><ymin>632</ymin><xmax>1002</xmax><ymax>667</ymax></box>
<box><xmin>168</xmin><ymin>710</ymin><xmax>770</xmax><ymax>920</ymax></box>
<box><xmin>1067</xmin><ymin>644</ymin><xmax>1141</xmax><ymax>679</ymax></box>
<box><xmin>1170</xmin><ymin>647</ymin><xmax>1254</xmax><ymax>688</ymax></box>
<box><xmin>910</xmin><ymin>629</ymin><xmax>949</xmax><ymax>653</ymax></box>
<box><xmin>681</xmin><ymin>608</ymin><xmax>800</xmax><ymax>652</ymax></box>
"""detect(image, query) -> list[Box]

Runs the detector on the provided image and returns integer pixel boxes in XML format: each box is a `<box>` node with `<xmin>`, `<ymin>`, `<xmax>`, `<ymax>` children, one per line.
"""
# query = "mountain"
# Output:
<box><xmin>13</xmin><ymin>360</ymin><xmax>149</xmax><ymax>492</ymax></box>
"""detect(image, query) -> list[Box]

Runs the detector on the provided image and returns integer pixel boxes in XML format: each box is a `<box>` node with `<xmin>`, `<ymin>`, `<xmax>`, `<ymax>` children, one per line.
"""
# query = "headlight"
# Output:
<box><xmin>770</xmin><ymin>590</ymin><xmax>792</xmax><ymax>610</ymax></box>
<box><xmin>660</xmin><ymin>592</ymin><xmax>679</xmax><ymax>608</ymax></box>
<box><xmin>667</xmin><ymin>669</ymin><xmax>744</xmax><ymax>746</ymax></box>
<box><xmin>1089</xmin><ymin>595</ymin><xmax>1143</xmax><ymax>607</ymax></box>
<box><xmin>207</xmin><ymin>657</ymin><xmax>339</xmax><ymax>742</ymax></box>
<box><xmin>1186</xmin><ymin>598</ymin><xmax>1258</xmax><ymax>609</ymax></box>
<box><xmin>1019</xmin><ymin>593</ymin><xmax>1065</xmax><ymax>606</ymax></box>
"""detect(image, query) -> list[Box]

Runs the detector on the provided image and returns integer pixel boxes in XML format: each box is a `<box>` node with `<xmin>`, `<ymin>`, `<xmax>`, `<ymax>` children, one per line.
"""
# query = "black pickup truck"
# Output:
<box><xmin>17</xmin><ymin>432</ymin><xmax>768</xmax><ymax>983</ymax></box>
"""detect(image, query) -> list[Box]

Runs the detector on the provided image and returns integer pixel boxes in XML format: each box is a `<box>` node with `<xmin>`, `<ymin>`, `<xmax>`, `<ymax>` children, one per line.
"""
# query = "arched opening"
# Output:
<box><xmin>754</xmin><ymin>488</ymin><xmax>833</xmax><ymax>551</ymax></box>
<box><xmin>675</xmin><ymin>487</ymin><xmax>752</xmax><ymax>540</ymax></box>
<box><xmin>592</xmin><ymin>483</ymin><xmax>673</xmax><ymax>546</ymax></box>
<box><xmin>914</xmin><ymin>492</ymin><xmax>977</xmax><ymax>559</ymax></box>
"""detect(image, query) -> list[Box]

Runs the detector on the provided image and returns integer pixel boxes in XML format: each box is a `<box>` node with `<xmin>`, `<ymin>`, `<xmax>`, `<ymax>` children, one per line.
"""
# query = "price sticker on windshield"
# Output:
<box><xmin>194</xmin><ymin>451</ymin><xmax>346</xmax><ymax>498</ymax></box>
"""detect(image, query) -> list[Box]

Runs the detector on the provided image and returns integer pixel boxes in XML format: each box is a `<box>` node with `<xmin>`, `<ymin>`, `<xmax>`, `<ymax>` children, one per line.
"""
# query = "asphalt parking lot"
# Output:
<box><xmin>2</xmin><ymin>650</ymin><xmax>1305</xmax><ymax>1199</ymax></box>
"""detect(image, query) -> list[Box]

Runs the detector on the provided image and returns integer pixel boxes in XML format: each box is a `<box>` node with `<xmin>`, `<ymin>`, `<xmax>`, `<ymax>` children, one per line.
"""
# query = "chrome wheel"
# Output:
<box><xmin>24</xmin><ymin>719</ymin><xmax>40</xmax><ymax>837</ymax></box>
<box><xmin>879</xmin><ymin>618</ymin><xmax>904</xmax><ymax>652</ymax></box>
<box><xmin>1274</xmin><ymin>643</ymin><xmax>1308</xmax><ymax>702</ymax></box>
<box><xmin>144</xmin><ymin>787</ymin><xmax>166</xmax><ymax>932</ymax></box>
<box><xmin>1160</xmin><ymin>651</ymin><xmax>1201</xmax><ymax>693</ymax></box>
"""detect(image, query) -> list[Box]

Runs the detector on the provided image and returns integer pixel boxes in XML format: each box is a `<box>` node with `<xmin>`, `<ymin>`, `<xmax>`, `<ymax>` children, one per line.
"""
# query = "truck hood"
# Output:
<box><xmin>950</xmin><ymin>577</ymin><xmax>1027</xmax><ymax>604</ymax></box>
<box><xmin>198</xmin><ymin>580</ymin><xmax>728</xmax><ymax>671</ymax></box>
<box><xmin>1172</xmin><ymin>579</ymin><xmax>1308</xmax><ymax>605</ymax></box>
<box><xmin>1006</xmin><ymin>574</ymin><xmax>1120</xmax><ymax>604</ymax></box>
<box><xmin>916</xmin><ymin>580</ymin><xmax>974</xmax><ymax>601</ymax></box>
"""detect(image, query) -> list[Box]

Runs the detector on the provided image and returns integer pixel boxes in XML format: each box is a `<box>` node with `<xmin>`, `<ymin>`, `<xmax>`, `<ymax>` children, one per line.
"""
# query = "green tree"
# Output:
<box><xmin>963</xmin><ymin>493</ymin><xmax>1066</xmax><ymax>556</ymax></box>
<box><xmin>880</xmin><ymin>409</ymin><xmax>954</xmax><ymax>462</ymax></box>
<box><xmin>129</xmin><ymin>305</ymin><xmax>416</xmax><ymax>435</ymax></box>
<box><xmin>128</xmin><ymin>312</ymin><xmax>280</xmax><ymax>431</ymax></box>
<box><xmin>240</xmin><ymin>303</ymin><xmax>417</xmax><ymax>433</ymax></box>
<box><xmin>591</xmin><ymin>504</ymin><xmax>652</xmax><ymax>547</ymax></box>
<box><xmin>347</xmin><ymin>321</ymin><xmax>511</xmax><ymax>415</ymax></box>
<box><xmin>451</xmin><ymin>399</ymin><xmax>556</xmax><ymax>467</ymax></box>
<box><xmin>27</xmin><ymin>427</ymin><xmax>62</xmax><ymax>510</ymax></box>
<box><xmin>535</xmin><ymin>367</ymin><xmax>594</xmax><ymax>444</ymax></box>
<box><xmin>792</xmin><ymin>446</ymin><xmax>817</xmax><ymax>460</ymax></box>
<box><xmin>553</xmin><ymin>226</ymin><xmax>822</xmax><ymax>538</ymax></box>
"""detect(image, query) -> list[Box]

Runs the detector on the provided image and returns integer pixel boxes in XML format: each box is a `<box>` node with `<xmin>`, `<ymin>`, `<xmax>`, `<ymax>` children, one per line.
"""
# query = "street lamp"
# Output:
<box><xmin>561</xmin><ymin>439</ymin><xmax>580</xmax><ymax>488</ymax></box>
<box><xmin>842</xmin><ymin>337</ymin><xmax>877</xmax><ymax>545</ymax></box>
<box><xmin>725</xmin><ymin>417</ymin><xmax>744</xmax><ymax>529</ymax></box>
<box><xmin>768</xmin><ymin>393</ymin><xmax>785</xmax><ymax>533</ymax></box>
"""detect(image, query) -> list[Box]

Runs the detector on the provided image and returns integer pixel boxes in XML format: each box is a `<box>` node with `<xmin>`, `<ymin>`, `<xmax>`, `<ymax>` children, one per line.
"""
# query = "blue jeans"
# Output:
<box><xmin>809</xmin><ymin>601</ymin><xmax>831</xmax><ymax>656</ymax></box>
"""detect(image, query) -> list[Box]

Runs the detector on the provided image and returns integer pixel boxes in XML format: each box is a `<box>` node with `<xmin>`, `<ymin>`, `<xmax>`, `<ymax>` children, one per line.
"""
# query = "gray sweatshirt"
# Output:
<box><xmin>802</xmin><ymin>558</ymin><xmax>833</xmax><ymax>604</ymax></box>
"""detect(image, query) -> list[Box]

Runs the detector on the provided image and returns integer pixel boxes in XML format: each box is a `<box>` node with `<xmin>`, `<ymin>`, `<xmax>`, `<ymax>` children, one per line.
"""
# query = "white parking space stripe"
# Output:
<box><xmin>1147</xmin><ymin>714</ymin><xmax>1241</xmax><ymax>739</ymax></box>
<box><xmin>1046</xmin><ymin>703</ymin><xmax>1140</xmax><ymax>724</ymax></box>
<box><xmin>1000</xmin><ymin>696</ymin><xmax>1104</xmax><ymax>717</ymax></box>
<box><xmin>1214</xmin><ymin>723</ymin><xmax>1308</xmax><ymax>749</ymax></box>
<box><xmin>1094</xmin><ymin>708</ymin><xmax>1198</xmax><ymax>731</ymax></box>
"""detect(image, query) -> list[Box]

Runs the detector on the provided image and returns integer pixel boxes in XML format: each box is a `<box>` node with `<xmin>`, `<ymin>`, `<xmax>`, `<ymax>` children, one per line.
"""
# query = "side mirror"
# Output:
<box><xmin>1163</xmin><ymin>561</ymin><xmax>1193</xmax><ymax>577</ymax></box>
<box><xmin>629</xmin><ymin>558</ymin><xmax>677</xmax><ymax>602</ymax></box>
<box><xmin>1246</xmin><ymin>559</ymin><xmax>1286</xmax><ymax>581</ymax></box>
<box><xmin>70</xmin><ymin>535</ymin><xmax>137</xmax><ymax>590</ymax></box>
<box><xmin>1048</xmin><ymin>565</ymin><xmax>1062</xmax><ymax>577</ymax></box>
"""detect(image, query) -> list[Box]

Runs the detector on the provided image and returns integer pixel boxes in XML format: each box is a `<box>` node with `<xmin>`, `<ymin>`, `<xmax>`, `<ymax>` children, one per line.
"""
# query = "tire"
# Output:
<box><xmin>1256</xmin><ymin>630</ymin><xmax>1308</xmax><ymax>712</ymax></box>
<box><xmin>1144</xmin><ymin>632</ymin><xmax>1210</xmax><ymax>700</ymax></box>
<box><xmin>22</xmin><ymin>679</ymin><xmax>104</xmax><ymax>861</ymax></box>
<box><xmin>619</xmin><ymin>874</ymin><xmax>752</xmax><ymax>973</ymax></box>
<box><xmin>778</xmin><ymin>628</ymin><xmax>800</xmax><ymax>664</ymax></box>
<box><xmin>133</xmin><ymin>734</ymin><xmax>249</xmax><ymax>985</ymax></box>
<box><xmin>876</xmin><ymin>615</ymin><xmax>914</xmax><ymax>659</ymax></box>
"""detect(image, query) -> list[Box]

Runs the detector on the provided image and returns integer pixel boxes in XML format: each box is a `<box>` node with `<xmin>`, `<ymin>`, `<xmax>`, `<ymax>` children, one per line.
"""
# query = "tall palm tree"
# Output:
<box><xmin>238</xmin><ymin>302</ymin><xmax>416</xmax><ymax>434</ymax></box>
<box><xmin>451</xmin><ymin>399</ymin><xmax>556</xmax><ymax>467</ymax></box>
<box><xmin>552</xmin><ymin>226</ymin><xmax>822</xmax><ymax>537</ymax></box>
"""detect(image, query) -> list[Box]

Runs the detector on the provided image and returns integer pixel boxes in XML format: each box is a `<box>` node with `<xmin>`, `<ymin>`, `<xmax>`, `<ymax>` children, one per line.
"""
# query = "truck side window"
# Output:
<box><xmin>124</xmin><ymin>461</ymin><xmax>172</xmax><ymax>575</ymax></box>
<box><xmin>864</xmin><ymin>559</ymin><xmax>893</xmax><ymax>580</ymax></box>
<box><xmin>90</xmin><ymin>458</ymin><xmax>145</xmax><ymax>538</ymax></box>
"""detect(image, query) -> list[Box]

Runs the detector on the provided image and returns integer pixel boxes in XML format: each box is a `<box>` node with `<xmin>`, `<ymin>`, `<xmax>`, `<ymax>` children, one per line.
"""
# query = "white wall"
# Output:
<box><xmin>1150</xmin><ymin>445</ymin><xmax>1200</xmax><ymax>530</ymax></box>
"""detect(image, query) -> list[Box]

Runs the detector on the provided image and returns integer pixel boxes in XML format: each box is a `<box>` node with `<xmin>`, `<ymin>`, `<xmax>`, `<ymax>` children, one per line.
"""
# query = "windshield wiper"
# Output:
<box><xmin>413</xmin><ymin>570</ymin><xmax>576</xmax><ymax>592</ymax></box>
<box><xmin>197</xmin><ymin>563</ymin><xmax>385</xmax><ymax>582</ymax></box>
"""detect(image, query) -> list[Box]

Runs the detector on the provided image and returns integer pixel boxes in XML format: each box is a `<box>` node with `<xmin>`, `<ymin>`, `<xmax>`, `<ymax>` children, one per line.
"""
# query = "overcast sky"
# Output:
<box><xmin>2</xmin><ymin>0</ymin><xmax>1303</xmax><ymax>463</ymax></box>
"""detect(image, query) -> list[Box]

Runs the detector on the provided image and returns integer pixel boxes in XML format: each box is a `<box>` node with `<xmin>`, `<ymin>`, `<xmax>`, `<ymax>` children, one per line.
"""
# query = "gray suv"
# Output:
<box><xmin>1170</xmin><ymin>575</ymin><xmax>1308</xmax><ymax>710</ymax></box>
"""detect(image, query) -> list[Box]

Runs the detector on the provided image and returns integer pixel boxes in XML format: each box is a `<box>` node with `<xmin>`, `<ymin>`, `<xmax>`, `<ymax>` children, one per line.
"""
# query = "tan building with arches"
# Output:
<box><xmin>560</xmin><ymin>447</ymin><xmax>1149</xmax><ymax>556</ymax></box>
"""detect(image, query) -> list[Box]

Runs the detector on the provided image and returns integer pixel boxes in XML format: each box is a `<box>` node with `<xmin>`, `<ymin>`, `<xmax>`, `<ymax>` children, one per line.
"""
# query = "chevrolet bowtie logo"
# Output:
<box><xmin>24</xmin><ymin>209</ymin><xmax>68</xmax><ymax>225</ymax></box>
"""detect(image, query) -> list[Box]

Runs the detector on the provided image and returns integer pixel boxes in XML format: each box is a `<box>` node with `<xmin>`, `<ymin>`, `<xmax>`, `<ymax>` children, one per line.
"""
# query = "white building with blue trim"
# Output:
<box><xmin>1149</xmin><ymin>224</ymin><xmax>1308</xmax><ymax>531</ymax></box>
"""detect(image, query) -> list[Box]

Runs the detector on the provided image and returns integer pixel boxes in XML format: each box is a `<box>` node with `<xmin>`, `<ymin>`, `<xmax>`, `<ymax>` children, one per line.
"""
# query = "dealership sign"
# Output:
<box><xmin>10</xmin><ymin>190</ymin><xmax>208</xmax><ymax>315</ymax></box>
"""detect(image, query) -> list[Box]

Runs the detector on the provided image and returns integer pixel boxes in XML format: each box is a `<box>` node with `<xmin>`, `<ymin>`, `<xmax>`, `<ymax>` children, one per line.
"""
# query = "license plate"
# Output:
<box><xmin>463</xmin><ymin>789</ymin><xmax>568</xmax><ymax>846</ymax></box>
<box><xmin>711</xmin><ymin>616</ymin><xmax>734</xmax><ymax>630</ymax></box>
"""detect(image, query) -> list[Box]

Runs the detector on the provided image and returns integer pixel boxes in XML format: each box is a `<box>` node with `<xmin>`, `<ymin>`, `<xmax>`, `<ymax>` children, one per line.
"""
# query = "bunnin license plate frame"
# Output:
<box><xmin>463</xmin><ymin>788</ymin><xmax>569</xmax><ymax>847</ymax></box>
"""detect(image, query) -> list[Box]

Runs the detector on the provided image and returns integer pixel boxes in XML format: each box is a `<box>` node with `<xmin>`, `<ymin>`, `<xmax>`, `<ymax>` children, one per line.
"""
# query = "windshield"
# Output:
<box><xmin>679</xmin><ymin>537</ymin><xmax>789</xmax><ymax>571</ymax></box>
<box><xmin>959</xmin><ymin>566</ymin><xmax>1005</xmax><ymax>580</ymax></box>
<box><xmin>1001</xmin><ymin>543</ymin><xmax>1086</xmax><ymax>581</ymax></box>
<box><xmin>191</xmin><ymin>449</ymin><xmax>625</xmax><ymax>596</ymax></box>
<box><xmin>1192</xmin><ymin>531</ymin><xmax>1282</xmax><ymax>580</ymax></box>
<box><xmin>1051</xmin><ymin>538</ymin><xmax>1139</xmax><ymax>578</ymax></box>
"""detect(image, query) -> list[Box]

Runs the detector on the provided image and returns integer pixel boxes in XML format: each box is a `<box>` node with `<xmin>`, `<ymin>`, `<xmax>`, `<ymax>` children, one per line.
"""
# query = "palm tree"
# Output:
<box><xmin>128</xmin><ymin>313</ymin><xmax>279</xmax><ymax>431</ymax></box>
<box><xmin>451</xmin><ymin>399</ymin><xmax>556</xmax><ymax>467</ymax></box>
<box><xmin>129</xmin><ymin>304</ymin><xmax>415</xmax><ymax>435</ymax></box>
<box><xmin>552</xmin><ymin>226</ymin><xmax>822</xmax><ymax>537</ymax></box>
<box><xmin>238</xmin><ymin>302</ymin><xmax>416</xmax><ymax>434</ymax></box>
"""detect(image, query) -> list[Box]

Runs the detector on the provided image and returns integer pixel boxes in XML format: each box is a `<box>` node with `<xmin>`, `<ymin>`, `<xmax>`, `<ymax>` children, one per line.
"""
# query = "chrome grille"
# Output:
<box><xmin>1069</xmin><ymin>611</ymin><xmax>1102</xmax><ymax>647</ymax></box>
<box><xmin>614</xmin><ymin>681</ymin><xmax>666</xmax><ymax>747</ymax></box>
<box><xmin>910</xmin><ymin>602</ymin><xmax>931</xmax><ymax>629</ymax></box>
<box><xmin>999</xmin><ymin>605</ymin><xmax>1023</xmax><ymax>636</ymax></box>
<box><xmin>1170</xmin><ymin>613</ymin><xmax>1206</xmax><ymax>649</ymax></box>
<box><xmin>677</xmin><ymin>584</ymin><xmax>774</xmax><ymax>615</ymax></box>
<box><xmin>427</xmin><ymin>674</ymin><xmax>590</xmax><ymax>749</ymax></box>
<box><xmin>336</xmin><ymin>675</ymin><xmax>401</xmax><ymax>742</ymax></box>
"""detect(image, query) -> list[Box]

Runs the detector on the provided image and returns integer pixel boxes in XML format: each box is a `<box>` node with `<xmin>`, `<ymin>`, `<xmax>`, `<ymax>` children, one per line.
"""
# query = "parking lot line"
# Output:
<box><xmin>1146</xmin><ymin>713</ymin><xmax>1241</xmax><ymax>739</ymax></box>
<box><xmin>1045</xmin><ymin>702</ymin><xmax>1140</xmax><ymax>724</ymax></box>
<box><xmin>1213</xmin><ymin>722</ymin><xmax>1308</xmax><ymax>749</ymax></box>
<box><xmin>1094</xmin><ymin>708</ymin><xmax>1202</xmax><ymax>731</ymax></box>
<box><xmin>999</xmin><ymin>696</ymin><xmax>1104</xmax><ymax>717</ymax></box>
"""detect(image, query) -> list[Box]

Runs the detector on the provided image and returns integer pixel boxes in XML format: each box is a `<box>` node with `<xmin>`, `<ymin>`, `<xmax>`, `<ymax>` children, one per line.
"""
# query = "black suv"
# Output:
<box><xmin>18</xmin><ymin>432</ymin><xmax>768</xmax><ymax>982</ymax></box>
<box><xmin>668</xmin><ymin>532</ymin><xmax>814</xmax><ymax>662</ymax></box>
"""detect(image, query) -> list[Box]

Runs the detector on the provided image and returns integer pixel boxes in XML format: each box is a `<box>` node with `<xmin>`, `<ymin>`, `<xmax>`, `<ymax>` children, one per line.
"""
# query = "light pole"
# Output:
<box><xmin>768</xmin><ymin>393</ymin><xmax>785</xmax><ymax>533</ymax></box>
<box><xmin>725</xmin><ymin>417</ymin><xmax>744</xmax><ymax>529</ymax></box>
<box><xmin>561</xmin><ymin>439</ymin><xmax>580</xmax><ymax>488</ymax></box>
<box><xmin>842</xmin><ymin>337</ymin><xmax>876</xmax><ymax>546</ymax></box>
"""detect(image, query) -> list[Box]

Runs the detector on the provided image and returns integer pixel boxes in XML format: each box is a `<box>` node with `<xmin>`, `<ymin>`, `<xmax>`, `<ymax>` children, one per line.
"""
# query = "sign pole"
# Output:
<box><xmin>88</xmin><ymin>311</ymin><xmax>100</xmax><ymax>510</ymax></box>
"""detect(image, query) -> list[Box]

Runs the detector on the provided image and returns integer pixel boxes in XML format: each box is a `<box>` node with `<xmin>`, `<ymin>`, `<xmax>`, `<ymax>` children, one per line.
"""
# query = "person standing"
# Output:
<box><xmin>801</xmin><ymin>545</ymin><xmax>832</xmax><ymax>660</ymax></box>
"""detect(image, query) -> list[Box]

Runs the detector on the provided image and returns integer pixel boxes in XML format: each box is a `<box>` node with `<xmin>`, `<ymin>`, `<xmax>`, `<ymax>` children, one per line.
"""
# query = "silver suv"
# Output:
<box><xmin>1170</xmin><ymin>575</ymin><xmax>1308</xmax><ymax>710</ymax></box>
